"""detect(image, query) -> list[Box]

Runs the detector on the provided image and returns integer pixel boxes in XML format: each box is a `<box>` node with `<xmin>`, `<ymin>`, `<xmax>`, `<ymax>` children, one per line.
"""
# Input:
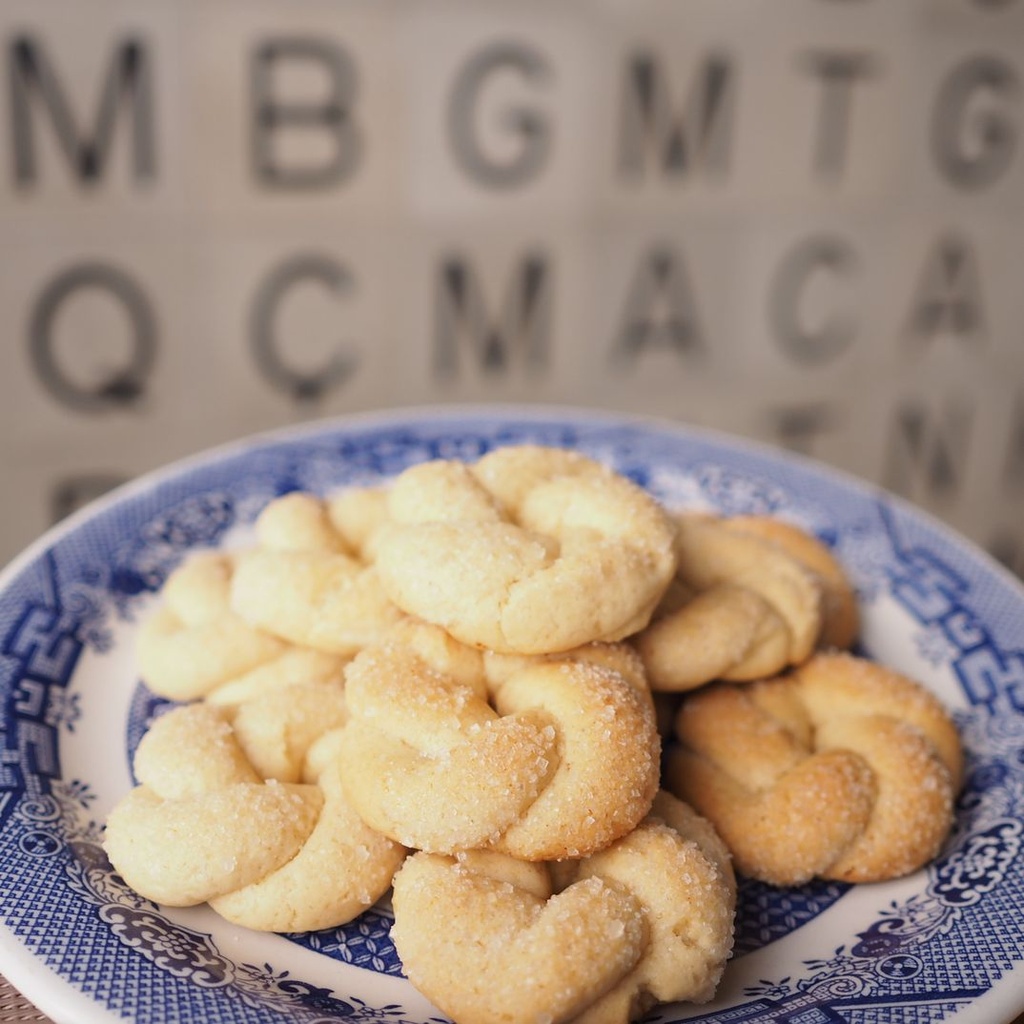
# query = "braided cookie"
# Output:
<box><xmin>136</xmin><ymin>551</ymin><xmax>290</xmax><ymax>701</ymax></box>
<box><xmin>230</xmin><ymin>491</ymin><xmax>404</xmax><ymax>655</ymax></box>
<box><xmin>221</xmin><ymin>673</ymin><xmax>350</xmax><ymax>783</ymax></box>
<box><xmin>104</xmin><ymin>703</ymin><xmax>404</xmax><ymax>931</ymax></box>
<box><xmin>567</xmin><ymin>791</ymin><xmax>736</xmax><ymax>1022</ymax></box>
<box><xmin>338</xmin><ymin>628</ymin><xmax>660</xmax><ymax>860</ymax></box>
<box><xmin>720</xmin><ymin>515</ymin><xmax>859</xmax><ymax>650</ymax></box>
<box><xmin>390</xmin><ymin>792</ymin><xmax>734</xmax><ymax>1024</ymax></box>
<box><xmin>373</xmin><ymin>445</ymin><xmax>677</xmax><ymax>654</ymax></box>
<box><xmin>634</xmin><ymin>514</ymin><xmax>856</xmax><ymax>692</ymax></box>
<box><xmin>665</xmin><ymin>652</ymin><xmax>963</xmax><ymax>885</ymax></box>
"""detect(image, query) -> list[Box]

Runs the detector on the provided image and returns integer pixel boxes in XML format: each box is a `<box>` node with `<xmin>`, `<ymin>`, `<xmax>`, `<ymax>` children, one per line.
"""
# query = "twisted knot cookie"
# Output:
<box><xmin>665</xmin><ymin>651</ymin><xmax>963</xmax><ymax>885</ymax></box>
<box><xmin>215</xmin><ymin>670</ymin><xmax>351</xmax><ymax>784</ymax></box>
<box><xmin>136</xmin><ymin>551</ymin><xmax>290</xmax><ymax>701</ymax></box>
<box><xmin>104</xmin><ymin>702</ymin><xmax>405</xmax><ymax>931</ymax></box>
<box><xmin>390</xmin><ymin>792</ymin><xmax>734</xmax><ymax>1024</ymax></box>
<box><xmin>137</xmin><ymin>548</ymin><xmax>354</xmax><ymax>705</ymax></box>
<box><xmin>230</xmin><ymin>491</ymin><xmax>405</xmax><ymax>655</ymax></box>
<box><xmin>373</xmin><ymin>445</ymin><xmax>677</xmax><ymax>654</ymax></box>
<box><xmin>338</xmin><ymin>623</ymin><xmax>661</xmax><ymax>860</ymax></box>
<box><xmin>634</xmin><ymin>514</ymin><xmax>858</xmax><ymax>692</ymax></box>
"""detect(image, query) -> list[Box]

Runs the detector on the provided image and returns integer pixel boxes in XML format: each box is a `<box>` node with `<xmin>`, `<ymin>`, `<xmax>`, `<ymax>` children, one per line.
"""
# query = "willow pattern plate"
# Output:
<box><xmin>1</xmin><ymin>406</ymin><xmax>1022</xmax><ymax>1024</ymax></box>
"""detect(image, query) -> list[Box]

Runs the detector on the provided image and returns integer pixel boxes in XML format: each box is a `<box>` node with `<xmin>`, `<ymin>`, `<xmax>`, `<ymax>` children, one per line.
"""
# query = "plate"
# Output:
<box><xmin>2</xmin><ymin>405</ymin><xmax>1023</xmax><ymax>1024</ymax></box>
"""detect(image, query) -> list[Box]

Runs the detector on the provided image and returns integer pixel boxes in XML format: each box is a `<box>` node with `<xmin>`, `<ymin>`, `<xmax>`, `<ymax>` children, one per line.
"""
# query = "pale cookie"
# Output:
<box><xmin>391</xmin><ymin>792</ymin><xmax>735</xmax><ymax>1024</ymax></box>
<box><xmin>338</xmin><ymin>625</ymin><xmax>660</xmax><ymax>859</ymax></box>
<box><xmin>391</xmin><ymin>851</ymin><xmax>647</xmax><ymax>1024</ymax></box>
<box><xmin>634</xmin><ymin>514</ymin><xmax>828</xmax><ymax>692</ymax></box>
<box><xmin>230</xmin><ymin>491</ymin><xmax>404</xmax><ymax>655</ymax></box>
<box><xmin>204</xmin><ymin>646</ymin><xmax>349</xmax><ymax>708</ymax></box>
<box><xmin>104</xmin><ymin>703</ymin><xmax>404</xmax><ymax>931</ymax></box>
<box><xmin>567</xmin><ymin>791</ymin><xmax>736</xmax><ymax>1022</ymax></box>
<box><xmin>226</xmin><ymin>676</ymin><xmax>350</xmax><ymax>783</ymax></box>
<box><xmin>136</xmin><ymin>551</ymin><xmax>289</xmax><ymax>701</ymax></box>
<box><xmin>374</xmin><ymin>445</ymin><xmax>677</xmax><ymax>654</ymax></box>
<box><xmin>665</xmin><ymin>652</ymin><xmax>963</xmax><ymax>885</ymax></box>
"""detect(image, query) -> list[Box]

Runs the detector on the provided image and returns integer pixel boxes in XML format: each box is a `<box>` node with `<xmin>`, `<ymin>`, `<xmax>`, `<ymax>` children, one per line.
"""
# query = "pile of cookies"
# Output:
<box><xmin>104</xmin><ymin>445</ymin><xmax>963</xmax><ymax>1024</ymax></box>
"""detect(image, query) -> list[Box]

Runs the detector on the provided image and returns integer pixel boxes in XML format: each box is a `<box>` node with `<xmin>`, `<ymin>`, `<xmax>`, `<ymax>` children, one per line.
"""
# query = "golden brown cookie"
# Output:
<box><xmin>634</xmin><ymin>513</ymin><xmax>859</xmax><ymax>692</ymax></box>
<box><xmin>373</xmin><ymin>445</ymin><xmax>677</xmax><ymax>654</ymax></box>
<box><xmin>665</xmin><ymin>652</ymin><xmax>963</xmax><ymax>885</ymax></box>
<box><xmin>722</xmin><ymin>515</ymin><xmax>859</xmax><ymax>650</ymax></box>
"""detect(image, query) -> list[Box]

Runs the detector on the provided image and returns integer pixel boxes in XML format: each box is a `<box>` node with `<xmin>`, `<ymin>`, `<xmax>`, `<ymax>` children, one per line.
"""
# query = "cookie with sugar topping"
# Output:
<box><xmin>337</xmin><ymin>621</ymin><xmax>661</xmax><ymax>860</ymax></box>
<box><xmin>390</xmin><ymin>791</ymin><xmax>735</xmax><ymax>1024</ymax></box>
<box><xmin>373</xmin><ymin>445</ymin><xmax>677</xmax><ymax>655</ymax></box>
<box><xmin>665</xmin><ymin>651</ymin><xmax>962</xmax><ymax>885</ymax></box>
<box><xmin>103</xmin><ymin>702</ymin><xmax>405</xmax><ymax>932</ymax></box>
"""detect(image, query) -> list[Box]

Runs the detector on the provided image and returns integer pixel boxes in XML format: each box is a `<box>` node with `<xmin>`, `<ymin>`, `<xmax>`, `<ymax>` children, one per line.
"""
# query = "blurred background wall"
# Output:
<box><xmin>1</xmin><ymin>0</ymin><xmax>1022</xmax><ymax>575</ymax></box>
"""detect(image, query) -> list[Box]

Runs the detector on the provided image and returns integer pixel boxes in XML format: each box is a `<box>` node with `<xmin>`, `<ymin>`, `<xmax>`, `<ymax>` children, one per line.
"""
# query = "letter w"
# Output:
<box><xmin>619</xmin><ymin>51</ymin><xmax>734</xmax><ymax>180</ymax></box>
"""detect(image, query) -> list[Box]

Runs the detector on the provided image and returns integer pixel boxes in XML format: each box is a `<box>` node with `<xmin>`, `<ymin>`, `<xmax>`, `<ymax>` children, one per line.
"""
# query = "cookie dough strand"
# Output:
<box><xmin>337</xmin><ymin>643</ymin><xmax>561</xmax><ymax>852</ymax></box>
<box><xmin>375</xmin><ymin>446</ymin><xmax>677</xmax><ymax>654</ymax></box>
<box><xmin>209</xmin><ymin>760</ymin><xmax>406</xmax><ymax>932</ymax></box>
<box><xmin>570</xmin><ymin>792</ymin><xmax>737</xmax><ymax>1022</ymax></box>
<box><xmin>230</xmin><ymin>491</ymin><xmax>404</xmax><ymax>655</ymax></box>
<box><xmin>391</xmin><ymin>851</ymin><xmax>648</xmax><ymax>1024</ymax></box>
<box><xmin>673</xmin><ymin>514</ymin><xmax>823</xmax><ymax>665</ymax></box>
<box><xmin>723</xmin><ymin>516</ymin><xmax>859</xmax><ymax>650</ymax></box>
<box><xmin>490</xmin><ymin>658</ymin><xmax>661</xmax><ymax>862</ymax></box>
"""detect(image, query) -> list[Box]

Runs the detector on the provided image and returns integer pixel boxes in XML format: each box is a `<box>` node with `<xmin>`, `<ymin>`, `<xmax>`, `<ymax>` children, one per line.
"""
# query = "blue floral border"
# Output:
<box><xmin>1</xmin><ymin>411</ymin><xmax>1022</xmax><ymax>1023</ymax></box>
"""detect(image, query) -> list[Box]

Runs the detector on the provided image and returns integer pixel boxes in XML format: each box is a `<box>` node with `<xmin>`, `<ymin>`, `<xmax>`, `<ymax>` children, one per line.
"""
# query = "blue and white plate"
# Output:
<box><xmin>2</xmin><ymin>406</ymin><xmax>1023</xmax><ymax>1024</ymax></box>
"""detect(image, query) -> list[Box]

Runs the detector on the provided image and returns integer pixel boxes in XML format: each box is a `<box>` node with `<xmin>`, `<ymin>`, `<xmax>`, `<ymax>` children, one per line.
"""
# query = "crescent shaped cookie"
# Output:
<box><xmin>103</xmin><ymin>703</ymin><xmax>404</xmax><ymax>931</ymax></box>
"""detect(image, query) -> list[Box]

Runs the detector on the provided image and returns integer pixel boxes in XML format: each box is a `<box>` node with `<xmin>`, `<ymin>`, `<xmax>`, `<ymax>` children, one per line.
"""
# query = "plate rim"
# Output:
<box><xmin>2</xmin><ymin>402</ymin><xmax>1023</xmax><ymax>1024</ymax></box>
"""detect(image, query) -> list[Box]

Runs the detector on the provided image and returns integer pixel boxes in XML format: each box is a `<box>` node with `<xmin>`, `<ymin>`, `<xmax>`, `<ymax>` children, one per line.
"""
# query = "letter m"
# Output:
<box><xmin>8</xmin><ymin>34</ymin><xmax>155</xmax><ymax>186</ymax></box>
<box><xmin>434</xmin><ymin>253</ymin><xmax>551</xmax><ymax>378</ymax></box>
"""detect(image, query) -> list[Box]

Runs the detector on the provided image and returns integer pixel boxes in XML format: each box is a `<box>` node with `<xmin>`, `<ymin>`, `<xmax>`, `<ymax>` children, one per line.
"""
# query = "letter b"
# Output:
<box><xmin>251</xmin><ymin>37</ymin><xmax>361</xmax><ymax>189</ymax></box>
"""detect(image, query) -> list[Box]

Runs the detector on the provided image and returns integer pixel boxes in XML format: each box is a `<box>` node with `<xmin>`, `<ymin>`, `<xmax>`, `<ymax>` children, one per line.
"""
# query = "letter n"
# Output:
<box><xmin>884</xmin><ymin>400</ymin><xmax>973</xmax><ymax>500</ymax></box>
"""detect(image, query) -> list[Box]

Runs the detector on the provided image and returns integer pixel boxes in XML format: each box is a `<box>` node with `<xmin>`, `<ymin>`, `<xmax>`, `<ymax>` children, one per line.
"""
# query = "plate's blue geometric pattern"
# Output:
<box><xmin>1</xmin><ymin>409</ymin><xmax>1023</xmax><ymax>1024</ymax></box>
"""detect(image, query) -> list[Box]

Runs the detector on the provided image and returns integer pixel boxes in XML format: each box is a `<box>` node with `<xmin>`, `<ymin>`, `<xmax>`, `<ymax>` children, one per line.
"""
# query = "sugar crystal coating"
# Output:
<box><xmin>107</xmin><ymin>447</ymin><xmax>962</xmax><ymax>1024</ymax></box>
